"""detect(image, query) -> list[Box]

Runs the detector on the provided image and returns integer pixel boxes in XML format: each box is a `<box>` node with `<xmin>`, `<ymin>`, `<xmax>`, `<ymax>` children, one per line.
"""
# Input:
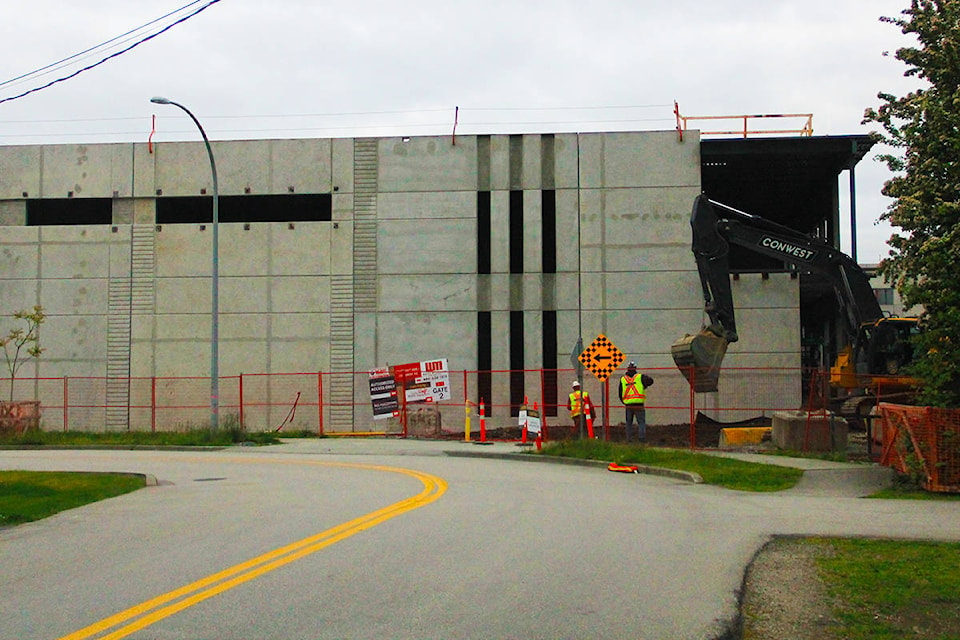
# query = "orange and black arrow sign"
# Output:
<box><xmin>578</xmin><ymin>334</ymin><xmax>625</xmax><ymax>382</ymax></box>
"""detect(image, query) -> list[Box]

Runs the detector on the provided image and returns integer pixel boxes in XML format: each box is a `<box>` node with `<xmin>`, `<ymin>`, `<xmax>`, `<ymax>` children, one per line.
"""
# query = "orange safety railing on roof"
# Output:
<box><xmin>674</xmin><ymin>101</ymin><xmax>813</xmax><ymax>141</ymax></box>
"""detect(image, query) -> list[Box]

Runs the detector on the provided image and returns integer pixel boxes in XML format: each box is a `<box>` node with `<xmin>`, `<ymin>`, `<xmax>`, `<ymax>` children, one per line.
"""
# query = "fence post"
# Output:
<box><xmin>317</xmin><ymin>372</ymin><xmax>324</xmax><ymax>436</ymax></box>
<box><xmin>63</xmin><ymin>376</ymin><xmax>68</xmax><ymax>432</ymax></box>
<box><xmin>539</xmin><ymin>368</ymin><xmax>548</xmax><ymax>443</ymax></box>
<box><xmin>603</xmin><ymin>379</ymin><xmax>610</xmax><ymax>441</ymax></box>
<box><xmin>239</xmin><ymin>373</ymin><xmax>245</xmax><ymax>430</ymax></box>
<box><xmin>688</xmin><ymin>366</ymin><xmax>696</xmax><ymax>449</ymax></box>
<box><xmin>151</xmin><ymin>377</ymin><xmax>157</xmax><ymax>433</ymax></box>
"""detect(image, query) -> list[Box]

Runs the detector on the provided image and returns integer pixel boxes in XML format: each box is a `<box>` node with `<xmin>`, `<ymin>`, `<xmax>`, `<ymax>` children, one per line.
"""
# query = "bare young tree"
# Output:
<box><xmin>1</xmin><ymin>306</ymin><xmax>45</xmax><ymax>402</ymax></box>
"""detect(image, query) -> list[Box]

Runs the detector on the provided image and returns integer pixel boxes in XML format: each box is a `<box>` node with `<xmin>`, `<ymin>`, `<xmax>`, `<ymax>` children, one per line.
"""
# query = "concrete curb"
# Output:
<box><xmin>443</xmin><ymin>449</ymin><xmax>704</xmax><ymax>484</ymax></box>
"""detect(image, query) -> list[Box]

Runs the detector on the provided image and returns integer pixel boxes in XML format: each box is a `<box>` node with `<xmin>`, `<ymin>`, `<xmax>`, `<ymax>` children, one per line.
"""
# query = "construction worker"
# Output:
<box><xmin>619</xmin><ymin>361</ymin><xmax>654</xmax><ymax>443</ymax></box>
<box><xmin>567</xmin><ymin>380</ymin><xmax>594</xmax><ymax>437</ymax></box>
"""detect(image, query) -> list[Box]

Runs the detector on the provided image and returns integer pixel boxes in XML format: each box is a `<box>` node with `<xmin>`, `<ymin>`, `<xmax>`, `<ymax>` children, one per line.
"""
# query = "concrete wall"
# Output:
<box><xmin>0</xmin><ymin>131</ymin><xmax>802</xmax><ymax>430</ymax></box>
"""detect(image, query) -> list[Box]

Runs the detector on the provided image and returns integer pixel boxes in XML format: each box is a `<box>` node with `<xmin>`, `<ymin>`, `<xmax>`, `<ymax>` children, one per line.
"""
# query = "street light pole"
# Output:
<box><xmin>150</xmin><ymin>96</ymin><xmax>219</xmax><ymax>429</ymax></box>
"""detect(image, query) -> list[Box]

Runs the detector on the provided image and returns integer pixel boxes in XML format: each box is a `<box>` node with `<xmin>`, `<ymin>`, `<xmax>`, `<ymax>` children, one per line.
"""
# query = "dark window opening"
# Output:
<box><xmin>509</xmin><ymin>190</ymin><xmax>523</xmax><ymax>273</ymax></box>
<box><xmin>478</xmin><ymin>311</ymin><xmax>492</xmax><ymax>416</ymax></box>
<box><xmin>510</xmin><ymin>310</ymin><xmax>525</xmax><ymax>416</ymax></box>
<box><xmin>542</xmin><ymin>310</ymin><xmax>558</xmax><ymax>417</ymax></box>
<box><xmin>27</xmin><ymin>198</ymin><xmax>112</xmax><ymax>226</ymax></box>
<box><xmin>477</xmin><ymin>191</ymin><xmax>491</xmax><ymax>274</ymax></box>
<box><xmin>542</xmin><ymin>190</ymin><xmax>556</xmax><ymax>273</ymax></box>
<box><xmin>156</xmin><ymin>193</ymin><xmax>332</xmax><ymax>224</ymax></box>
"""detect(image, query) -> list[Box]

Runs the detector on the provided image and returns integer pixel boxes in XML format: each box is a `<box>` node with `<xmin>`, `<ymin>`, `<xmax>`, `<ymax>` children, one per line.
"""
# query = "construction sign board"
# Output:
<box><xmin>392</xmin><ymin>358</ymin><xmax>451</xmax><ymax>404</ymax></box>
<box><xmin>578</xmin><ymin>334</ymin><xmax>625</xmax><ymax>382</ymax></box>
<box><xmin>368</xmin><ymin>367</ymin><xmax>399</xmax><ymax>420</ymax></box>
<box><xmin>521</xmin><ymin>408</ymin><xmax>541</xmax><ymax>435</ymax></box>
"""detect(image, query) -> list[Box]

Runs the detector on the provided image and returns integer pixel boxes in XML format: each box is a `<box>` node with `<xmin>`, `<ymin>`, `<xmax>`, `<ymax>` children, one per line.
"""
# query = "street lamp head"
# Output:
<box><xmin>150</xmin><ymin>96</ymin><xmax>172</xmax><ymax>105</ymax></box>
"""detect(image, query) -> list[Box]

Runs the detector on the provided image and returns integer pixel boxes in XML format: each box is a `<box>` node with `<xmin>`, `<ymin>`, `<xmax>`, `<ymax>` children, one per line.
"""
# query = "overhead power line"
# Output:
<box><xmin>0</xmin><ymin>0</ymin><xmax>222</xmax><ymax>106</ymax></box>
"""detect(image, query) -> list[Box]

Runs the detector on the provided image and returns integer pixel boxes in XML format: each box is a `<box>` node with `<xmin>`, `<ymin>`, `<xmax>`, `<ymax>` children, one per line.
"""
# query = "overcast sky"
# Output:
<box><xmin>0</xmin><ymin>0</ymin><xmax>922</xmax><ymax>264</ymax></box>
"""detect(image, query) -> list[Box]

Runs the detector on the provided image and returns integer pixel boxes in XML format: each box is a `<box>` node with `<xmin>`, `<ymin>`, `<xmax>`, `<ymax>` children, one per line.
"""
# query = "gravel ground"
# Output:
<box><xmin>739</xmin><ymin>538</ymin><xmax>839</xmax><ymax>640</ymax></box>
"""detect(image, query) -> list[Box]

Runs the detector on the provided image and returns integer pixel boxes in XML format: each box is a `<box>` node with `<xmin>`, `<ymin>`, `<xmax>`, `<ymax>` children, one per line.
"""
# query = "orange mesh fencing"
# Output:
<box><xmin>880</xmin><ymin>403</ymin><xmax>960</xmax><ymax>493</ymax></box>
<box><xmin>6</xmin><ymin>366</ymin><xmax>820</xmax><ymax>448</ymax></box>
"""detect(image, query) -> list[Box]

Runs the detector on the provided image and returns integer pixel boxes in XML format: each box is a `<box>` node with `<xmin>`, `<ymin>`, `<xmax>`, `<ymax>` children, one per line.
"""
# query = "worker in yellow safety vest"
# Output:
<box><xmin>567</xmin><ymin>380</ymin><xmax>594</xmax><ymax>437</ymax></box>
<box><xmin>619</xmin><ymin>361</ymin><xmax>654</xmax><ymax>443</ymax></box>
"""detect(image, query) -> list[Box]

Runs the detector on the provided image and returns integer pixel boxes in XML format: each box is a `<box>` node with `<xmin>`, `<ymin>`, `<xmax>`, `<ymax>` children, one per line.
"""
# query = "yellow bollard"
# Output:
<box><xmin>465</xmin><ymin>399</ymin><xmax>471</xmax><ymax>442</ymax></box>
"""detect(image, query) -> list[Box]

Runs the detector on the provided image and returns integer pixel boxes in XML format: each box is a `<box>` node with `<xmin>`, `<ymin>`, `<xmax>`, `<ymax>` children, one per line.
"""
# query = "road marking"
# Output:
<box><xmin>58</xmin><ymin>461</ymin><xmax>447</xmax><ymax>640</ymax></box>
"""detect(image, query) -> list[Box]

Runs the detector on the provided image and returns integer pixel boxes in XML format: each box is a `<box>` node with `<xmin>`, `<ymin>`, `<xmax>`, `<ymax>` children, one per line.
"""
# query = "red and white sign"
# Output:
<box><xmin>392</xmin><ymin>358</ymin><xmax>450</xmax><ymax>404</ymax></box>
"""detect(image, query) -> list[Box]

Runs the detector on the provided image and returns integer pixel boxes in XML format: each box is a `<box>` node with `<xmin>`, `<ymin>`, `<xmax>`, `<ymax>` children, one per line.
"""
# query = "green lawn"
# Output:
<box><xmin>815</xmin><ymin>537</ymin><xmax>960</xmax><ymax>639</ymax></box>
<box><xmin>0</xmin><ymin>470</ymin><xmax>145</xmax><ymax>526</ymax></box>
<box><xmin>539</xmin><ymin>438</ymin><xmax>804</xmax><ymax>491</ymax></box>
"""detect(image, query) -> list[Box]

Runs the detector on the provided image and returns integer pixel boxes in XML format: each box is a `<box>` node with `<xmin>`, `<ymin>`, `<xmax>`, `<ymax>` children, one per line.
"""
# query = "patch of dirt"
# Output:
<box><xmin>740</xmin><ymin>538</ymin><xmax>839</xmax><ymax>640</ymax></box>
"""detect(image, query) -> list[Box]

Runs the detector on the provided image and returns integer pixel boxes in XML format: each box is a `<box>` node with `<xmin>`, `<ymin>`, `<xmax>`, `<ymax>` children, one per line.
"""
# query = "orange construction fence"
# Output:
<box><xmin>4</xmin><ymin>366</ymin><xmax>823</xmax><ymax>448</ymax></box>
<box><xmin>880</xmin><ymin>403</ymin><xmax>960</xmax><ymax>493</ymax></box>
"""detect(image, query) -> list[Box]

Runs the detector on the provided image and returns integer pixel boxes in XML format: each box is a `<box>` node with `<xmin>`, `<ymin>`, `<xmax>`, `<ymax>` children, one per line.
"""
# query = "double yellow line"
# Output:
<box><xmin>59</xmin><ymin>461</ymin><xmax>447</xmax><ymax>640</ymax></box>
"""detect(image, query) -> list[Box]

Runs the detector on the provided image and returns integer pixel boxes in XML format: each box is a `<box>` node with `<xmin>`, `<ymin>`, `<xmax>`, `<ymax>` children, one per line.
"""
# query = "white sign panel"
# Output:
<box><xmin>399</xmin><ymin>358</ymin><xmax>451</xmax><ymax>404</ymax></box>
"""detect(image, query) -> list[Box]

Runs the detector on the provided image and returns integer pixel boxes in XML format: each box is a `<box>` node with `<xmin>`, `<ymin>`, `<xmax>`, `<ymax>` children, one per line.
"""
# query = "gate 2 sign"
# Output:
<box><xmin>391</xmin><ymin>358</ymin><xmax>451</xmax><ymax>404</ymax></box>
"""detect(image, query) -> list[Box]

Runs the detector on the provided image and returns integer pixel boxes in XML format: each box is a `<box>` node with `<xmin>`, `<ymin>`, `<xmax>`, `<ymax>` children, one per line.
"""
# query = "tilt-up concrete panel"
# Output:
<box><xmin>553</xmin><ymin>134</ymin><xmax>580</xmax><ymax>189</ymax></box>
<box><xmin>377</xmin><ymin>136</ymin><xmax>477</xmax><ymax>192</ymax></box>
<box><xmin>486</xmin><ymin>136</ymin><xmax>511</xmax><ymax>191</ymax></box>
<box><xmin>219</xmin><ymin>224</ymin><xmax>270</xmax><ymax>277</ymax></box>
<box><xmin>377</xmin><ymin>191</ymin><xmax>475</xmax><ymax>221</ymax></box>
<box><xmin>578</xmin><ymin>130</ymin><xmax>701</xmax><ymax>189</ymax></box>
<box><xmin>0</xmin><ymin>146</ymin><xmax>42</xmax><ymax>199</ymax></box>
<box><xmin>489</xmin><ymin>190</ymin><xmax>510</xmax><ymax>275</ymax></box>
<box><xmin>268</xmin><ymin>139</ymin><xmax>333</xmax><ymax>194</ymax></box>
<box><xmin>0</xmin><ymin>226</ymin><xmax>39</xmax><ymax>277</ymax></box>
<box><xmin>578</xmin><ymin>187</ymin><xmax>699</xmax><ymax>274</ymax></box>
<box><xmin>379</xmin><ymin>274</ymin><xmax>476</xmax><ymax>312</ymax></box>
<box><xmin>375</xmin><ymin>311</ymin><xmax>476</xmax><ymax>366</ymax></box>
<box><xmin>37</xmin><ymin>225</ymin><xmax>115</xmax><ymax>278</ymax></box>
<box><xmin>378</xmin><ymin>218</ymin><xmax>475</xmax><ymax>275</ymax></box>
<box><xmin>155</xmin><ymin>225</ymin><xmax>213</xmax><ymax>277</ymax></box>
<box><xmin>39</xmin><ymin>143</ymin><xmax>133</xmax><ymax>199</ymax></box>
<box><xmin>522</xmin><ymin>190</ymin><xmax>543</xmax><ymax>273</ymax></box>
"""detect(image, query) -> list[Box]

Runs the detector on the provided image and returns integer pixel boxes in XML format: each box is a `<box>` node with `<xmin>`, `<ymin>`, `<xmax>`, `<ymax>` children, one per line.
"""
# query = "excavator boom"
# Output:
<box><xmin>672</xmin><ymin>195</ymin><xmax>889</xmax><ymax>393</ymax></box>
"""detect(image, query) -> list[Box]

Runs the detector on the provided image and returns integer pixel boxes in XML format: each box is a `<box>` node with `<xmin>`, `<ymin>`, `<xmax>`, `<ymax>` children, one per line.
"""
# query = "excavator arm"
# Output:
<box><xmin>672</xmin><ymin>195</ymin><xmax>885</xmax><ymax>392</ymax></box>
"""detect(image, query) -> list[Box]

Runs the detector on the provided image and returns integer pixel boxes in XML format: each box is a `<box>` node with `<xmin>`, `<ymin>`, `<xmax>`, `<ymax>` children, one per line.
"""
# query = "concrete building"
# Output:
<box><xmin>0</xmin><ymin>130</ymin><xmax>870</xmax><ymax>432</ymax></box>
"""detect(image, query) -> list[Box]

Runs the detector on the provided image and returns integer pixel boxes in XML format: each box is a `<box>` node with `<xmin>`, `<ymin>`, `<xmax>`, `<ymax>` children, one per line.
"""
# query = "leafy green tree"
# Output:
<box><xmin>0</xmin><ymin>306</ymin><xmax>45</xmax><ymax>402</ymax></box>
<box><xmin>863</xmin><ymin>0</ymin><xmax>960</xmax><ymax>407</ymax></box>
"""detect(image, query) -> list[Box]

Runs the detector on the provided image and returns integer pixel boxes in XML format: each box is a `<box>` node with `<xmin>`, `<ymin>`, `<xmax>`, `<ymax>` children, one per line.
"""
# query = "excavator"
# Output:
<box><xmin>671</xmin><ymin>195</ymin><xmax>919</xmax><ymax>422</ymax></box>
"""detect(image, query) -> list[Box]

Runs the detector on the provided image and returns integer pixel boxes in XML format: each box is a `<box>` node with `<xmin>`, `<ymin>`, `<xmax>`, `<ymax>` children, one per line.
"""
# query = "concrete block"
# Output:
<box><xmin>772</xmin><ymin>411</ymin><xmax>848</xmax><ymax>452</ymax></box>
<box><xmin>719</xmin><ymin>427</ymin><xmax>771</xmax><ymax>447</ymax></box>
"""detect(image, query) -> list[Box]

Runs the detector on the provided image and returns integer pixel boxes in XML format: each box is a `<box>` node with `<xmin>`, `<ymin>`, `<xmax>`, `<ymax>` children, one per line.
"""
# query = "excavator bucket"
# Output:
<box><xmin>671</xmin><ymin>327</ymin><xmax>729</xmax><ymax>393</ymax></box>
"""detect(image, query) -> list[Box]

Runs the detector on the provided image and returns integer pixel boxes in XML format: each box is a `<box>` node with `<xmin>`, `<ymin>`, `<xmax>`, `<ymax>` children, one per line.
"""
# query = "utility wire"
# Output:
<box><xmin>0</xmin><ymin>0</ymin><xmax>209</xmax><ymax>91</ymax></box>
<box><xmin>0</xmin><ymin>0</ymin><xmax>222</xmax><ymax>106</ymax></box>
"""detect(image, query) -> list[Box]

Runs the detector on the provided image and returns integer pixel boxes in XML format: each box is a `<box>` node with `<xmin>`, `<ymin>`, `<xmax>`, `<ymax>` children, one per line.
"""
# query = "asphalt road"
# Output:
<box><xmin>2</xmin><ymin>439</ymin><xmax>959</xmax><ymax>640</ymax></box>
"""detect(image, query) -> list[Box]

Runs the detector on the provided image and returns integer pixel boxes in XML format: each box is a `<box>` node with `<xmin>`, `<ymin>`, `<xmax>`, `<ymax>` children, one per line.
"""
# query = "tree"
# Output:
<box><xmin>0</xmin><ymin>306</ymin><xmax>45</xmax><ymax>402</ymax></box>
<box><xmin>863</xmin><ymin>0</ymin><xmax>960</xmax><ymax>407</ymax></box>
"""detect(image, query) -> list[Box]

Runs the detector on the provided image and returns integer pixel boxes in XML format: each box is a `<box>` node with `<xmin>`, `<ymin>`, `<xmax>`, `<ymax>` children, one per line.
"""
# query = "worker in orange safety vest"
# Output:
<box><xmin>567</xmin><ymin>380</ymin><xmax>594</xmax><ymax>438</ymax></box>
<box><xmin>619</xmin><ymin>361</ymin><xmax>654</xmax><ymax>443</ymax></box>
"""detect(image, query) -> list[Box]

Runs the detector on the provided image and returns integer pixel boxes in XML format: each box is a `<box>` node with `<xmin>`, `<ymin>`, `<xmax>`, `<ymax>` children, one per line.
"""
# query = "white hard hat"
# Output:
<box><xmin>571</xmin><ymin>380</ymin><xmax>581</xmax><ymax>387</ymax></box>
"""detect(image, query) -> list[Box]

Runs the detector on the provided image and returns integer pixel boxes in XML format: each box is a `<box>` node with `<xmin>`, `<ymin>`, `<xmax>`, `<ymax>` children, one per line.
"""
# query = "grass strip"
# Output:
<box><xmin>0</xmin><ymin>470</ymin><xmax>145</xmax><ymax>526</ymax></box>
<box><xmin>0</xmin><ymin>429</ymin><xmax>283</xmax><ymax>447</ymax></box>
<box><xmin>539</xmin><ymin>439</ymin><xmax>803</xmax><ymax>491</ymax></box>
<box><xmin>813</xmin><ymin>537</ymin><xmax>960</xmax><ymax>639</ymax></box>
